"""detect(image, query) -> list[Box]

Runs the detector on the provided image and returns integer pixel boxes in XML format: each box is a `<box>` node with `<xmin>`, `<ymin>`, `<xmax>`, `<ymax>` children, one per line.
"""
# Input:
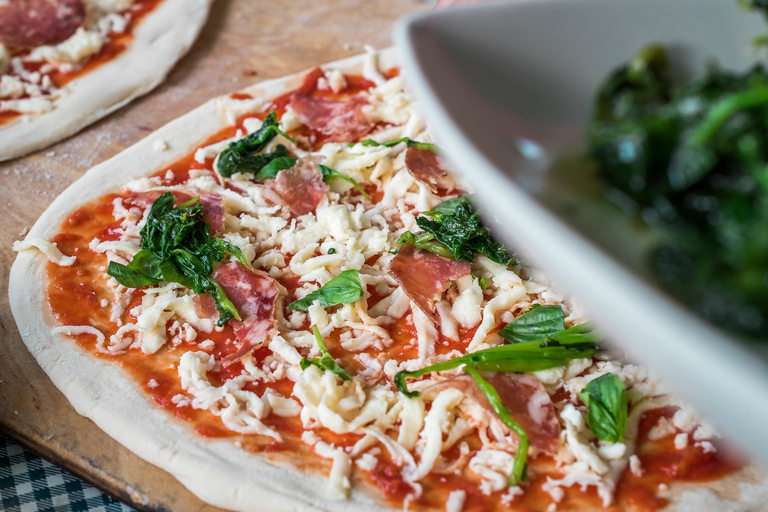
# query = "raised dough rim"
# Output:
<box><xmin>0</xmin><ymin>0</ymin><xmax>213</xmax><ymax>162</ymax></box>
<box><xmin>9</xmin><ymin>48</ymin><xmax>401</xmax><ymax>512</ymax></box>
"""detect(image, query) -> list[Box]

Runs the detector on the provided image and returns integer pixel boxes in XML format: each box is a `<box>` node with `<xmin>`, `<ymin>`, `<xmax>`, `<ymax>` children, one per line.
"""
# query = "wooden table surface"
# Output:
<box><xmin>0</xmin><ymin>1</ymin><xmax>429</xmax><ymax>510</ymax></box>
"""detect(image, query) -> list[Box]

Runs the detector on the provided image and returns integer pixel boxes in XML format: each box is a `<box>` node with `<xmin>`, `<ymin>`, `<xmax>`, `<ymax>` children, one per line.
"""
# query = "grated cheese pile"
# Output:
<box><xmin>22</xmin><ymin>48</ymin><xmax>732</xmax><ymax>510</ymax></box>
<box><xmin>0</xmin><ymin>0</ymin><xmax>136</xmax><ymax>114</ymax></box>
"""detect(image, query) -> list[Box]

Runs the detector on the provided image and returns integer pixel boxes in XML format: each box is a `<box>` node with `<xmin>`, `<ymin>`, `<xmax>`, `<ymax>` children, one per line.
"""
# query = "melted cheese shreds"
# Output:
<box><xmin>178</xmin><ymin>351</ymin><xmax>281</xmax><ymax>440</ymax></box>
<box><xmin>469</xmin><ymin>449</ymin><xmax>517</xmax><ymax>495</ymax></box>
<box><xmin>28</xmin><ymin>28</ymin><xmax>104</xmax><ymax>65</ymax></box>
<box><xmin>13</xmin><ymin>237</ymin><xmax>76</xmax><ymax>266</ymax></box>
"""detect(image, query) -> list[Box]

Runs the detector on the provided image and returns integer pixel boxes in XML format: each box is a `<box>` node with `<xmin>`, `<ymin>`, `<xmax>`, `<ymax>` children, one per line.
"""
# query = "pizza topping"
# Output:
<box><xmin>107</xmin><ymin>192</ymin><xmax>248</xmax><ymax>325</ymax></box>
<box><xmin>579</xmin><ymin>373</ymin><xmax>628</xmax><ymax>443</ymax></box>
<box><xmin>288</xmin><ymin>269</ymin><xmax>363</xmax><ymax>311</ymax></box>
<box><xmin>266</xmin><ymin>155</ymin><xmax>329</xmax><ymax>217</ymax></box>
<box><xmin>13</xmin><ymin>237</ymin><xmax>76</xmax><ymax>266</ymax></box>
<box><xmin>206</xmin><ymin>261</ymin><xmax>279</xmax><ymax>365</ymax></box>
<box><xmin>299</xmin><ymin>325</ymin><xmax>352</xmax><ymax>381</ymax></box>
<box><xmin>0</xmin><ymin>0</ymin><xmax>86</xmax><ymax>48</ymax></box>
<box><xmin>216</xmin><ymin>111</ymin><xmax>295</xmax><ymax>178</ymax></box>
<box><xmin>288</xmin><ymin>92</ymin><xmax>374</xmax><ymax>143</ymax></box>
<box><xmin>400</xmin><ymin>195</ymin><xmax>516</xmax><ymax>265</ymax></box>
<box><xmin>126</xmin><ymin>189</ymin><xmax>225</xmax><ymax>235</ymax></box>
<box><xmin>405</xmin><ymin>146</ymin><xmax>449</xmax><ymax>193</ymax></box>
<box><xmin>389</xmin><ymin>243</ymin><xmax>471</xmax><ymax>321</ymax></box>
<box><xmin>498</xmin><ymin>304</ymin><xmax>566</xmax><ymax>344</ymax></box>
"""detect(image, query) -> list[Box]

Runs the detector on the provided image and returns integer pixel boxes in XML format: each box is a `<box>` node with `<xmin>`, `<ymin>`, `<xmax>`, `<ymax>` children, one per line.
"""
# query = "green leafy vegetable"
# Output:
<box><xmin>300</xmin><ymin>325</ymin><xmax>352</xmax><ymax>381</ymax></box>
<box><xmin>396</xmin><ymin>230</ymin><xmax>454</xmax><ymax>259</ymax></box>
<box><xmin>476</xmin><ymin>274</ymin><xmax>488</xmax><ymax>291</ymax></box>
<box><xmin>318</xmin><ymin>164</ymin><xmax>371</xmax><ymax>200</ymax></box>
<box><xmin>327</xmin><ymin>248</ymin><xmax>337</xmax><ymax>255</ymax></box>
<box><xmin>288</xmin><ymin>269</ymin><xmax>364</xmax><ymax>311</ymax></box>
<box><xmin>216</xmin><ymin>112</ymin><xmax>296</xmax><ymax>178</ymax></box>
<box><xmin>400</xmin><ymin>195</ymin><xmax>515</xmax><ymax>265</ymax></box>
<box><xmin>394</xmin><ymin>322</ymin><xmax>601</xmax><ymax>398</ymax></box>
<box><xmin>578</xmin><ymin>373</ymin><xmax>628</xmax><ymax>443</ymax></box>
<box><xmin>107</xmin><ymin>192</ymin><xmax>248</xmax><ymax>326</ymax></box>
<box><xmin>254</xmin><ymin>152</ymin><xmax>296</xmax><ymax>180</ymax></box>
<box><xmin>356</xmin><ymin>137</ymin><xmax>440</xmax><ymax>153</ymax></box>
<box><xmin>589</xmin><ymin>32</ymin><xmax>768</xmax><ymax>338</ymax></box>
<box><xmin>498</xmin><ymin>304</ymin><xmax>566</xmax><ymax>344</ymax></box>
<box><xmin>464</xmin><ymin>366</ymin><xmax>529</xmax><ymax>485</ymax></box>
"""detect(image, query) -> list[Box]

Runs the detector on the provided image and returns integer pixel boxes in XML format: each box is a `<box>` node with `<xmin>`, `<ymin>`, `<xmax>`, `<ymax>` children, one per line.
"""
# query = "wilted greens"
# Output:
<box><xmin>590</xmin><ymin>3</ymin><xmax>768</xmax><ymax>338</ymax></box>
<box><xmin>107</xmin><ymin>192</ymin><xmax>248</xmax><ymax>326</ymax></box>
<box><xmin>398</xmin><ymin>195</ymin><xmax>516</xmax><ymax>265</ymax></box>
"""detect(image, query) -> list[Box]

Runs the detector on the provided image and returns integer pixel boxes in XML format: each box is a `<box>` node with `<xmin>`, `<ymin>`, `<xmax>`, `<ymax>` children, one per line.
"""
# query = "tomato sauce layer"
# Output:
<box><xmin>44</xmin><ymin>69</ymin><xmax>744</xmax><ymax>512</ymax></box>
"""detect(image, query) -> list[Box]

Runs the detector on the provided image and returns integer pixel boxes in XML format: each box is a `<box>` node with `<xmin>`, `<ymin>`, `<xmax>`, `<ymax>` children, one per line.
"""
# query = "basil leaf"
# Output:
<box><xmin>107</xmin><ymin>192</ymin><xmax>247</xmax><ymax>326</ymax></box>
<box><xmin>300</xmin><ymin>325</ymin><xmax>352</xmax><ymax>381</ymax></box>
<box><xmin>357</xmin><ymin>137</ymin><xmax>440</xmax><ymax>153</ymax></box>
<box><xmin>318</xmin><ymin>164</ymin><xmax>371</xmax><ymax>200</ymax></box>
<box><xmin>255</xmin><ymin>155</ymin><xmax>297</xmax><ymax>180</ymax></box>
<box><xmin>216</xmin><ymin>112</ymin><xmax>295</xmax><ymax>177</ymax></box>
<box><xmin>465</xmin><ymin>367</ymin><xmax>529</xmax><ymax>486</ymax></box>
<box><xmin>288</xmin><ymin>269</ymin><xmax>363</xmax><ymax>311</ymax></box>
<box><xmin>498</xmin><ymin>304</ymin><xmax>566</xmax><ymax>344</ymax></box>
<box><xmin>579</xmin><ymin>373</ymin><xmax>628</xmax><ymax>443</ymax></box>
<box><xmin>394</xmin><ymin>322</ymin><xmax>602</xmax><ymax>398</ymax></box>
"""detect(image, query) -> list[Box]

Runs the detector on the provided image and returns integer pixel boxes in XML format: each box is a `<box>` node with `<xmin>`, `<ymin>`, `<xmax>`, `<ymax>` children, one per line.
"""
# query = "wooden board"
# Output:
<box><xmin>0</xmin><ymin>1</ymin><xmax>428</xmax><ymax>510</ymax></box>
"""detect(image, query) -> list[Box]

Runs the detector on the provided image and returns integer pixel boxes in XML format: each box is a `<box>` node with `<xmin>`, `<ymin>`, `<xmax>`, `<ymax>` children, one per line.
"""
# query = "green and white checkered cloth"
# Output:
<box><xmin>0</xmin><ymin>433</ymin><xmax>136</xmax><ymax>512</ymax></box>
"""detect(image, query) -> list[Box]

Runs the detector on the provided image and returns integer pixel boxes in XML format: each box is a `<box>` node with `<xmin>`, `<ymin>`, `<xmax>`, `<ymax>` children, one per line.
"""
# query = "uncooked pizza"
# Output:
<box><xmin>0</xmin><ymin>0</ymin><xmax>211</xmax><ymax>161</ymax></box>
<box><xmin>9</xmin><ymin>48</ymin><xmax>767</xmax><ymax>512</ymax></box>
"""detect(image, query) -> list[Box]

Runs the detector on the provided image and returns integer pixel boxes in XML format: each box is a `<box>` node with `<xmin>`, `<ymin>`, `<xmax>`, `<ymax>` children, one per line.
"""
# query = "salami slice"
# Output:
<box><xmin>432</xmin><ymin>374</ymin><xmax>560</xmax><ymax>455</ymax></box>
<box><xmin>389</xmin><ymin>244</ymin><xmax>471</xmax><ymax>322</ymax></box>
<box><xmin>267</xmin><ymin>156</ymin><xmax>328</xmax><ymax>217</ymax></box>
<box><xmin>125</xmin><ymin>189</ymin><xmax>225</xmax><ymax>235</ymax></box>
<box><xmin>288</xmin><ymin>93</ymin><xmax>373</xmax><ymax>143</ymax></box>
<box><xmin>211</xmin><ymin>261</ymin><xmax>280</xmax><ymax>365</ymax></box>
<box><xmin>405</xmin><ymin>146</ymin><xmax>449</xmax><ymax>193</ymax></box>
<box><xmin>0</xmin><ymin>0</ymin><xmax>86</xmax><ymax>48</ymax></box>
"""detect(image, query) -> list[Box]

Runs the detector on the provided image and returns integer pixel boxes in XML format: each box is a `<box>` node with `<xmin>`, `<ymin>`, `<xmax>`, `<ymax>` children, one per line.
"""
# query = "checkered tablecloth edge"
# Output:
<box><xmin>0</xmin><ymin>433</ymin><xmax>136</xmax><ymax>512</ymax></box>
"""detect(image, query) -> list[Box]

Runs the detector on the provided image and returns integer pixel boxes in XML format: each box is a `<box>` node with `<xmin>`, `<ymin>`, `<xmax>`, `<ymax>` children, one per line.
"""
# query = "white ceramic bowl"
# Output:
<box><xmin>396</xmin><ymin>0</ymin><xmax>768</xmax><ymax>461</ymax></box>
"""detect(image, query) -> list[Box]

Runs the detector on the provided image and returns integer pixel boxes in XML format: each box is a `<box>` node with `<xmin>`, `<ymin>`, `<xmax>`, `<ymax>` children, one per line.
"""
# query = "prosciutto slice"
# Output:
<box><xmin>433</xmin><ymin>374</ymin><xmax>561</xmax><ymax>455</ymax></box>
<box><xmin>0</xmin><ymin>0</ymin><xmax>85</xmax><ymax>47</ymax></box>
<box><xmin>288</xmin><ymin>93</ymin><xmax>373</xmax><ymax>143</ymax></box>
<box><xmin>389</xmin><ymin>244</ymin><xmax>471</xmax><ymax>322</ymax></box>
<box><xmin>126</xmin><ymin>189</ymin><xmax>225</xmax><ymax>235</ymax></box>
<box><xmin>211</xmin><ymin>261</ymin><xmax>280</xmax><ymax>365</ymax></box>
<box><xmin>405</xmin><ymin>146</ymin><xmax>449</xmax><ymax>193</ymax></box>
<box><xmin>266</xmin><ymin>156</ymin><xmax>328</xmax><ymax>217</ymax></box>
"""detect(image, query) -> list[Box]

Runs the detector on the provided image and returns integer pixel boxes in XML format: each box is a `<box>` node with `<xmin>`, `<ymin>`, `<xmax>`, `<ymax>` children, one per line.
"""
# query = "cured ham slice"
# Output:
<box><xmin>405</xmin><ymin>147</ymin><xmax>449</xmax><ymax>193</ymax></box>
<box><xmin>431</xmin><ymin>374</ymin><xmax>560</xmax><ymax>455</ymax></box>
<box><xmin>389</xmin><ymin>244</ymin><xmax>471</xmax><ymax>322</ymax></box>
<box><xmin>211</xmin><ymin>261</ymin><xmax>280</xmax><ymax>365</ymax></box>
<box><xmin>486</xmin><ymin>372</ymin><xmax>561</xmax><ymax>454</ymax></box>
<box><xmin>0</xmin><ymin>0</ymin><xmax>85</xmax><ymax>48</ymax></box>
<box><xmin>126</xmin><ymin>189</ymin><xmax>225</xmax><ymax>235</ymax></box>
<box><xmin>267</xmin><ymin>156</ymin><xmax>328</xmax><ymax>217</ymax></box>
<box><xmin>288</xmin><ymin>93</ymin><xmax>373</xmax><ymax>143</ymax></box>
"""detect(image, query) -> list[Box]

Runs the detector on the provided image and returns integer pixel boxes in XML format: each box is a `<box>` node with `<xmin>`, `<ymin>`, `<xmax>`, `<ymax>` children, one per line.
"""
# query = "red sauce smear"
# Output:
<box><xmin>43</xmin><ymin>67</ymin><xmax>744</xmax><ymax>511</ymax></box>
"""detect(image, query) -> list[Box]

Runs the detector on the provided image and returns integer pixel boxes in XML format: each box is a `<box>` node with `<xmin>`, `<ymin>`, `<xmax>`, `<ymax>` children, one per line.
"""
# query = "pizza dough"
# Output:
<box><xmin>0</xmin><ymin>0</ymin><xmax>212</xmax><ymax>162</ymax></box>
<box><xmin>8</xmin><ymin>49</ymin><xmax>767</xmax><ymax>512</ymax></box>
